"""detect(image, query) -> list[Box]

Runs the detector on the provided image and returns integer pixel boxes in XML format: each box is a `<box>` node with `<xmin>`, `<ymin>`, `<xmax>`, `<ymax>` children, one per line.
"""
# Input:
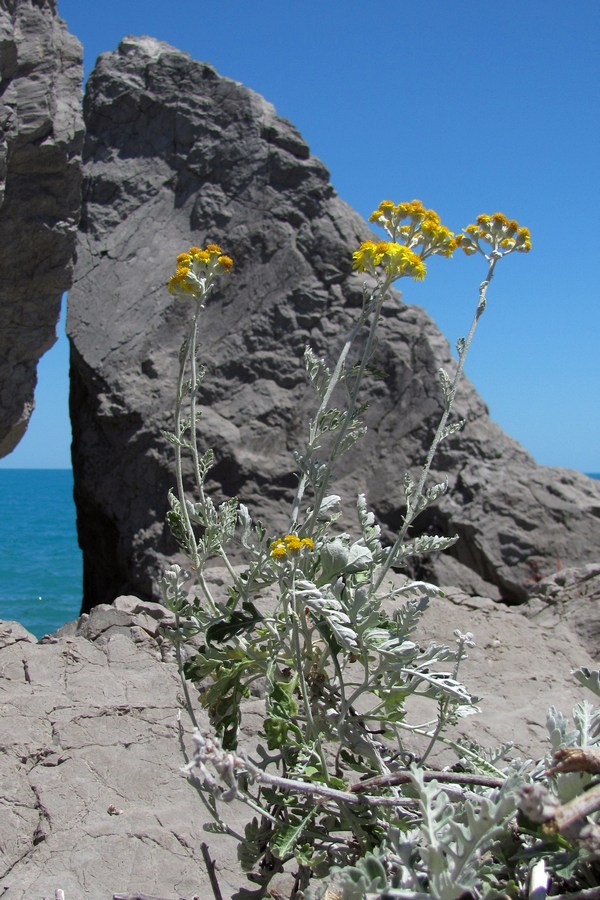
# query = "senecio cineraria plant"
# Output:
<box><xmin>160</xmin><ymin>208</ymin><xmax>600</xmax><ymax>899</ymax></box>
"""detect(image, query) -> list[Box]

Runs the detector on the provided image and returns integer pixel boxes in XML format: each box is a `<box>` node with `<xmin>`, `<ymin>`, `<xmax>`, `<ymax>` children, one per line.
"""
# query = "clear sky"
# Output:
<box><xmin>3</xmin><ymin>0</ymin><xmax>599</xmax><ymax>472</ymax></box>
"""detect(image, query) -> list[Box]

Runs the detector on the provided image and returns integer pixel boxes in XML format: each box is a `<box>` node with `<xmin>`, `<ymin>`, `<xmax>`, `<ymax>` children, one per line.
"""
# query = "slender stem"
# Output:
<box><xmin>243</xmin><ymin>757</ymin><xmax>419</xmax><ymax>808</ymax></box>
<box><xmin>554</xmin><ymin>781</ymin><xmax>600</xmax><ymax>834</ymax></box>
<box><xmin>417</xmin><ymin>699</ymin><xmax>451</xmax><ymax>767</ymax></box>
<box><xmin>374</xmin><ymin>256</ymin><xmax>497</xmax><ymax>591</ymax></box>
<box><xmin>306</xmin><ymin>286</ymin><xmax>388</xmax><ymax>533</ymax></box>
<box><xmin>196</xmin><ymin>570</ymin><xmax>218</xmax><ymax>615</ymax></box>
<box><xmin>338</xmin><ymin>665</ymin><xmax>371</xmax><ymax>729</ymax></box>
<box><xmin>289</xmin><ymin>567</ymin><xmax>329</xmax><ymax>776</ymax></box>
<box><xmin>173</xmin><ymin>295</ymin><xmax>224</xmax><ymax>615</ymax></box>
<box><xmin>200</xmin><ymin>843</ymin><xmax>224</xmax><ymax>900</ymax></box>
<box><xmin>350</xmin><ymin>769</ymin><xmax>504</xmax><ymax>793</ymax></box>
<box><xmin>529</xmin><ymin>859</ymin><xmax>549</xmax><ymax>900</ymax></box>
<box><xmin>190</xmin><ymin>296</ymin><xmax>242</xmax><ymax>577</ymax></box>
<box><xmin>289</xmin><ymin>280</ymin><xmax>388</xmax><ymax>531</ymax></box>
<box><xmin>173</xmin><ymin>608</ymin><xmax>198</xmax><ymax>729</ymax></box>
<box><xmin>217</xmin><ymin>547</ymin><xmax>245</xmax><ymax>598</ymax></box>
<box><xmin>289</xmin><ymin>319</ymin><xmax>362</xmax><ymax>531</ymax></box>
<box><xmin>188</xmin><ymin>302</ymin><xmax>206</xmax><ymax>505</ymax></box>
<box><xmin>174</xmin><ymin>330</ymin><xmax>199</xmax><ymax>568</ymax></box>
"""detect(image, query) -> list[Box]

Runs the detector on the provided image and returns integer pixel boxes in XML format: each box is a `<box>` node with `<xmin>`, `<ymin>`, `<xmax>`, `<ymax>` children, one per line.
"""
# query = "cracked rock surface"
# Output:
<box><xmin>524</xmin><ymin>562</ymin><xmax>600</xmax><ymax>659</ymax></box>
<box><xmin>0</xmin><ymin>603</ymin><xmax>223</xmax><ymax>899</ymax></box>
<box><xmin>0</xmin><ymin>568</ymin><xmax>598</xmax><ymax>899</ymax></box>
<box><xmin>0</xmin><ymin>0</ymin><xmax>84</xmax><ymax>457</ymax></box>
<box><xmin>67</xmin><ymin>36</ymin><xmax>600</xmax><ymax>615</ymax></box>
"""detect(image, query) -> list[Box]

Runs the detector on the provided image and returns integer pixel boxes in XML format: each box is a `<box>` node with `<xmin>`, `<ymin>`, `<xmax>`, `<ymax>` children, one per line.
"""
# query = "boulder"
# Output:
<box><xmin>0</xmin><ymin>0</ymin><xmax>84</xmax><ymax>456</ymax></box>
<box><xmin>67</xmin><ymin>36</ymin><xmax>600</xmax><ymax>614</ymax></box>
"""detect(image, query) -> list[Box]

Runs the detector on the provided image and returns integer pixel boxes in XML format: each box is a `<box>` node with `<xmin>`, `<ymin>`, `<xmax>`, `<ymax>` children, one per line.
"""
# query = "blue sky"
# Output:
<box><xmin>3</xmin><ymin>0</ymin><xmax>599</xmax><ymax>472</ymax></box>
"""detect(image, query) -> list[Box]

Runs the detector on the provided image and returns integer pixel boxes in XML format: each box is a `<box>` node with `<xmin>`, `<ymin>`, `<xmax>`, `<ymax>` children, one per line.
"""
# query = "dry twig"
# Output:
<box><xmin>201</xmin><ymin>841</ymin><xmax>224</xmax><ymax>900</ymax></box>
<box><xmin>350</xmin><ymin>769</ymin><xmax>504</xmax><ymax>793</ymax></box>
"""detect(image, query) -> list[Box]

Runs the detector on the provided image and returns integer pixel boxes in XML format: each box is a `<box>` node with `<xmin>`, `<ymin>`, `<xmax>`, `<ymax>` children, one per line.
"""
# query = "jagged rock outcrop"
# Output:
<box><xmin>0</xmin><ymin>0</ymin><xmax>84</xmax><ymax>456</ymax></box>
<box><xmin>0</xmin><ymin>570</ymin><xmax>597</xmax><ymax>896</ymax></box>
<box><xmin>68</xmin><ymin>36</ymin><xmax>600</xmax><ymax>613</ymax></box>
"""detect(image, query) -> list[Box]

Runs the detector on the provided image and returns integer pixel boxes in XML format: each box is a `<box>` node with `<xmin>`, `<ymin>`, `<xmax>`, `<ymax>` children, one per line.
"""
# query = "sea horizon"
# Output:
<box><xmin>1</xmin><ymin>467</ymin><xmax>599</xmax><ymax>639</ymax></box>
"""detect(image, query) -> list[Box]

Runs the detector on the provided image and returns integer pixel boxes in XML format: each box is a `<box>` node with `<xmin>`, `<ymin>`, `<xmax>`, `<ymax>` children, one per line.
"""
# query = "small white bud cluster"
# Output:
<box><xmin>184</xmin><ymin>731</ymin><xmax>247</xmax><ymax>802</ymax></box>
<box><xmin>518</xmin><ymin>783</ymin><xmax>559</xmax><ymax>823</ymax></box>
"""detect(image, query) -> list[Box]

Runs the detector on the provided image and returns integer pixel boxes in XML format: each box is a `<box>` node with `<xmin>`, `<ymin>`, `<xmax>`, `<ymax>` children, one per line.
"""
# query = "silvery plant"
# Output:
<box><xmin>159</xmin><ymin>210</ymin><xmax>600</xmax><ymax>898</ymax></box>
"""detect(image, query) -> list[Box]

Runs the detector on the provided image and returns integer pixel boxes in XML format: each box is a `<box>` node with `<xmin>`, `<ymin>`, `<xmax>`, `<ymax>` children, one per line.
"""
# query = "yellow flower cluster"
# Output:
<box><xmin>352</xmin><ymin>240</ymin><xmax>426</xmax><ymax>281</ymax></box>
<box><xmin>168</xmin><ymin>244</ymin><xmax>233</xmax><ymax>299</ymax></box>
<box><xmin>369</xmin><ymin>199</ymin><xmax>458</xmax><ymax>260</ymax></box>
<box><xmin>457</xmin><ymin>213</ymin><xmax>532</xmax><ymax>257</ymax></box>
<box><xmin>270</xmin><ymin>534</ymin><xmax>315</xmax><ymax>559</ymax></box>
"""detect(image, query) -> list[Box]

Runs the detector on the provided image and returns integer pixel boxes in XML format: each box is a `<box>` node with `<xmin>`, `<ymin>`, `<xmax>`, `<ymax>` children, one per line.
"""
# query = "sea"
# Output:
<box><xmin>0</xmin><ymin>469</ymin><xmax>82</xmax><ymax>638</ymax></box>
<box><xmin>1</xmin><ymin>468</ymin><xmax>599</xmax><ymax>640</ymax></box>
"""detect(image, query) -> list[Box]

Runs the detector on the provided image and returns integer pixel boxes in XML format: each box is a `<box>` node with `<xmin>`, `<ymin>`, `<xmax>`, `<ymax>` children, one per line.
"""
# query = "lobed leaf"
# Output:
<box><xmin>304</xmin><ymin>346</ymin><xmax>331</xmax><ymax>400</ymax></box>
<box><xmin>573</xmin><ymin>667</ymin><xmax>600</xmax><ymax>699</ymax></box>
<box><xmin>440</xmin><ymin>420</ymin><xmax>465</xmax><ymax>441</ymax></box>
<box><xmin>271</xmin><ymin>807</ymin><xmax>317</xmax><ymax>860</ymax></box>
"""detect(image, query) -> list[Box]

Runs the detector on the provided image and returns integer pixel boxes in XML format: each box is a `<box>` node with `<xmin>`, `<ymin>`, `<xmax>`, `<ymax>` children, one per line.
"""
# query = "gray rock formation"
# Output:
<box><xmin>68</xmin><ymin>36</ymin><xmax>600</xmax><ymax>614</ymax></box>
<box><xmin>0</xmin><ymin>0</ymin><xmax>84</xmax><ymax>457</ymax></box>
<box><xmin>524</xmin><ymin>563</ymin><xmax>600</xmax><ymax>660</ymax></box>
<box><xmin>0</xmin><ymin>570</ymin><xmax>597</xmax><ymax>897</ymax></box>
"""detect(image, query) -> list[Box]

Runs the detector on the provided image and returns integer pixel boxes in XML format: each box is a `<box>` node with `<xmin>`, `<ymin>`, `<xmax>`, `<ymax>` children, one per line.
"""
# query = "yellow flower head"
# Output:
<box><xmin>458</xmin><ymin>213</ymin><xmax>532</xmax><ymax>258</ymax></box>
<box><xmin>417</xmin><ymin>218</ymin><xmax>458</xmax><ymax>259</ymax></box>
<box><xmin>352</xmin><ymin>240</ymin><xmax>426</xmax><ymax>281</ymax></box>
<box><xmin>218</xmin><ymin>255</ymin><xmax>233</xmax><ymax>271</ymax></box>
<box><xmin>368</xmin><ymin>199</ymin><xmax>456</xmax><ymax>260</ymax></box>
<box><xmin>167</xmin><ymin>266</ymin><xmax>198</xmax><ymax>295</ymax></box>
<box><xmin>270</xmin><ymin>534</ymin><xmax>315</xmax><ymax>560</ymax></box>
<box><xmin>167</xmin><ymin>243</ymin><xmax>233</xmax><ymax>300</ymax></box>
<box><xmin>369</xmin><ymin>199</ymin><xmax>430</xmax><ymax>235</ymax></box>
<box><xmin>270</xmin><ymin>540</ymin><xmax>287</xmax><ymax>559</ymax></box>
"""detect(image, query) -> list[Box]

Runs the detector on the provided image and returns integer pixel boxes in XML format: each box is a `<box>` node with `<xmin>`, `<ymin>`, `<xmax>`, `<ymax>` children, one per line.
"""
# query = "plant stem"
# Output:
<box><xmin>196</xmin><ymin>570</ymin><xmax>217</xmax><ymax>612</ymax></box>
<box><xmin>289</xmin><ymin>322</ymin><xmax>361</xmax><ymax>531</ymax></box>
<box><xmin>418</xmin><ymin>699</ymin><xmax>450</xmax><ymax>767</ymax></box>
<box><xmin>174</xmin><ymin>326</ymin><xmax>199</xmax><ymax>569</ymax></box>
<box><xmin>307</xmin><ymin>284</ymin><xmax>391</xmax><ymax>534</ymax></box>
<box><xmin>188</xmin><ymin>302</ymin><xmax>206</xmax><ymax>504</ymax></box>
<box><xmin>173</xmin><ymin>608</ymin><xmax>198</xmax><ymax>729</ymax></box>
<box><xmin>554</xmin><ymin>781</ymin><xmax>600</xmax><ymax>834</ymax></box>
<box><xmin>242</xmin><ymin>757</ymin><xmax>419</xmax><ymax>808</ymax></box>
<box><xmin>374</xmin><ymin>256</ymin><xmax>497</xmax><ymax>591</ymax></box>
<box><xmin>289</xmin><ymin>568</ymin><xmax>329</xmax><ymax>777</ymax></box>
<box><xmin>200</xmin><ymin>842</ymin><xmax>224</xmax><ymax>900</ymax></box>
<box><xmin>290</xmin><ymin>278</ymin><xmax>391</xmax><ymax>532</ymax></box>
<box><xmin>350</xmin><ymin>769</ymin><xmax>504</xmax><ymax>793</ymax></box>
<box><xmin>529</xmin><ymin>859</ymin><xmax>549</xmax><ymax>900</ymax></box>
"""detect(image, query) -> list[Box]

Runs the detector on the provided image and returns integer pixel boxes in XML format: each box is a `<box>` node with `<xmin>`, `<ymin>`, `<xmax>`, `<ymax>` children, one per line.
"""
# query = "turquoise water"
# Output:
<box><xmin>0</xmin><ymin>468</ymin><xmax>598</xmax><ymax>640</ymax></box>
<box><xmin>0</xmin><ymin>469</ymin><xmax>82</xmax><ymax>638</ymax></box>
